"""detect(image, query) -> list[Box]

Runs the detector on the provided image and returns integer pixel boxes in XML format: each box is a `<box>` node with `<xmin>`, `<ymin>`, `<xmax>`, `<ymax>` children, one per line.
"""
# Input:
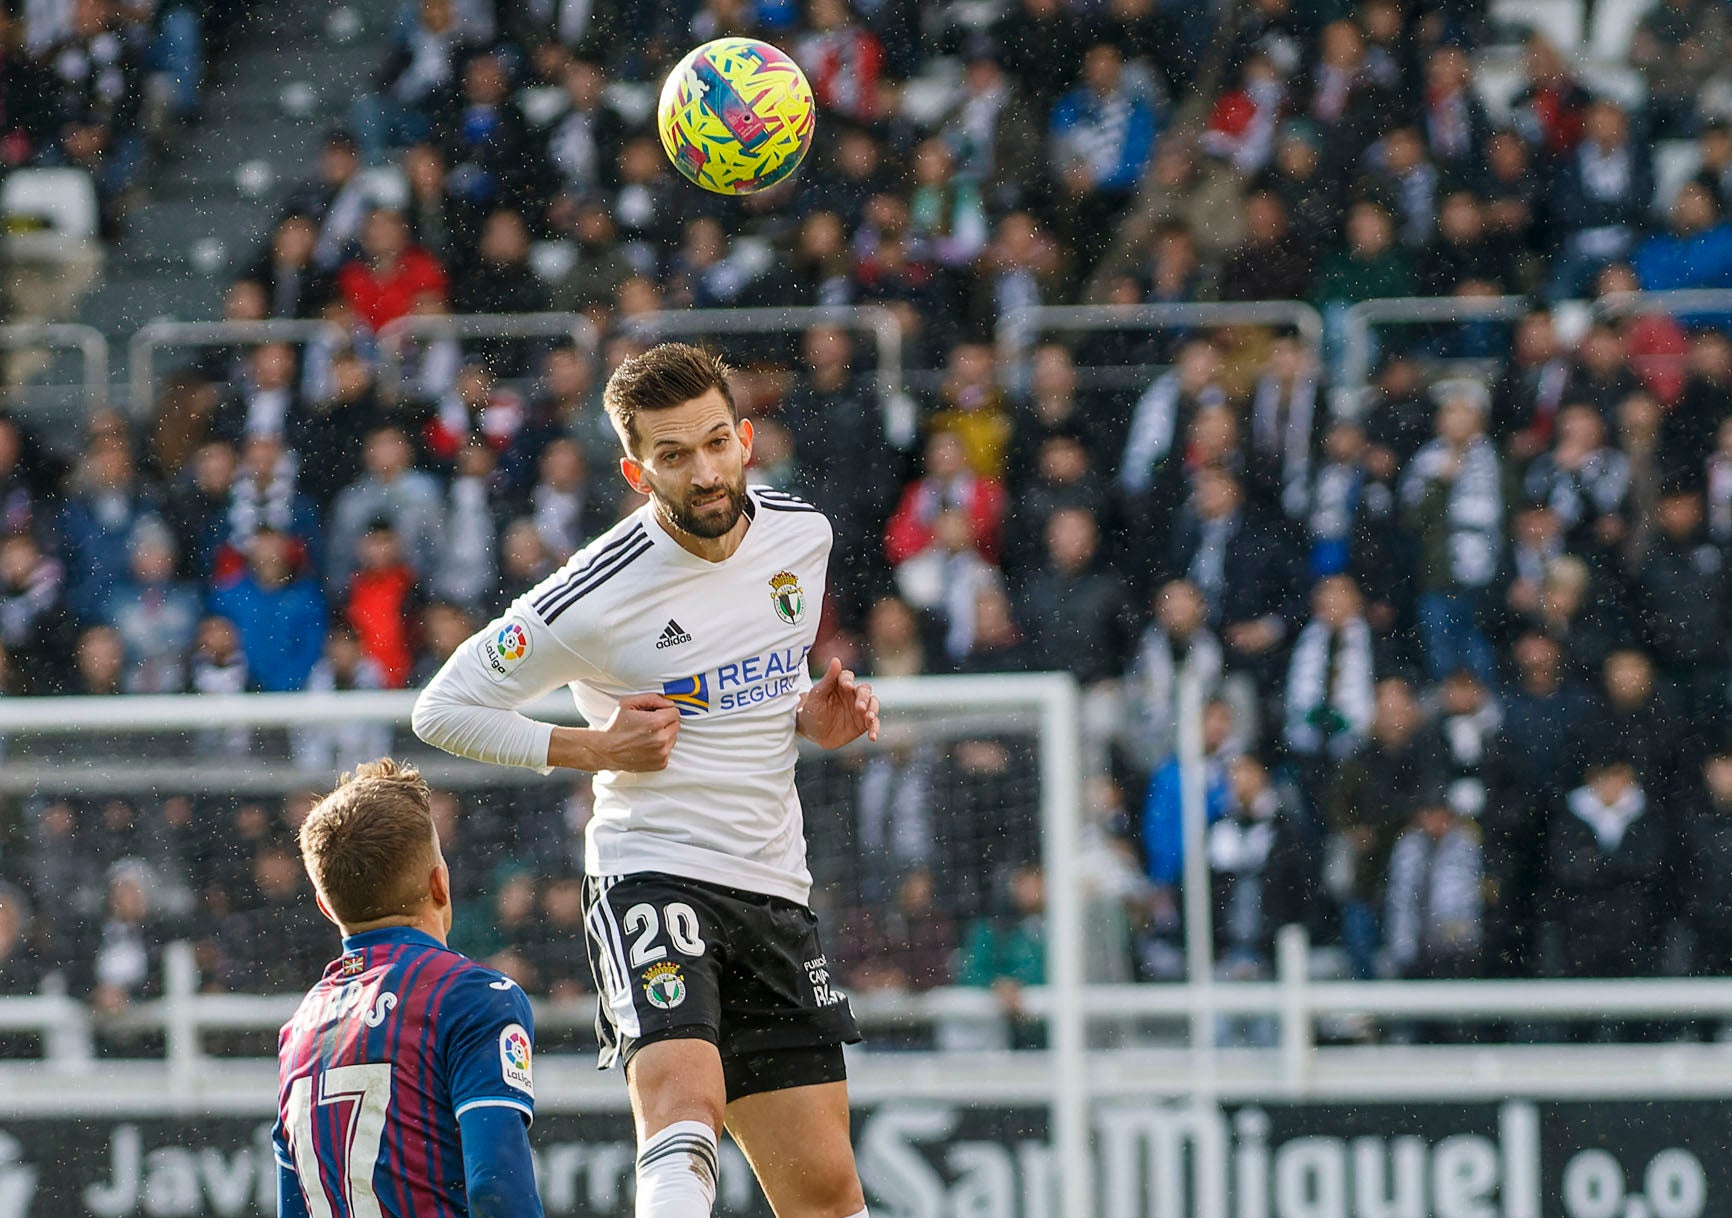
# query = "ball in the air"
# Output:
<box><xmin>657</xmin><ymin>37</ymin><xmax>816</xmax><ymax>196</ymax></box>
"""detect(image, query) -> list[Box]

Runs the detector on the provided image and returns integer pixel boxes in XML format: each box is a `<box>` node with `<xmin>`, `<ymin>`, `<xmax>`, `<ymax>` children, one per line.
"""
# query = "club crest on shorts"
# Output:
<box><xmin>642</xmin><ymin>961</ymin><xmax>687</xmax><ymax>1010</ymax></box>
<box><xmin>769</xmin><ymin>571</ymin><xmax>805</xmax><ymax>626</ymax></box>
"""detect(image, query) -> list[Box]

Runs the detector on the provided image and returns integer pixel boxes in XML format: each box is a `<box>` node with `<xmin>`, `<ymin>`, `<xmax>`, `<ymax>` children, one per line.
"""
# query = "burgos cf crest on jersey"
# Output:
<box><xmin>769</xmin><ymin>571</ymin><xmax>805</xmax><ymax>625</ymax></box>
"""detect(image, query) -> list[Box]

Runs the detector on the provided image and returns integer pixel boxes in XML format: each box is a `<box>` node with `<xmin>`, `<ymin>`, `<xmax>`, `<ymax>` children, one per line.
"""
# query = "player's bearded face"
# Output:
<box><xmin>658</xmin><ymin>463</ymin><xmax>749</xmax><ymax>538</ymax></box>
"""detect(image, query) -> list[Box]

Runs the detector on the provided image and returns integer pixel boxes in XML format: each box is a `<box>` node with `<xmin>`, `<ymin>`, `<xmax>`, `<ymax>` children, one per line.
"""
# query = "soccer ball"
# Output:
<box><xmin>657</xmin><ymin>38</ymin><xmax>816</xmax><ymax>196</ymax></box>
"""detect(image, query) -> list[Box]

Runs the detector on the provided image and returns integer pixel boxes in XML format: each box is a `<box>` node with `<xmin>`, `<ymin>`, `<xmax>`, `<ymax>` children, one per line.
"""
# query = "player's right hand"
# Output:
<box><xmin>600</xmin><ymin>693</ymin><xmax>681</xmax><ymax>771</ymax></box>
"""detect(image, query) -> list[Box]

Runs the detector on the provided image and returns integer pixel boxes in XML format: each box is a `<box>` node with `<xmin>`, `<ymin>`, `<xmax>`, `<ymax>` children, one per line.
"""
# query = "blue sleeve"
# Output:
<box><xmin>1103</xmin><ymin>100</ymin><xmax>1158</xmax><ymax>191</ymax></box>
<box><xmin>1144</xmin><ymin>762</ymin><xmax>1183</xmax><ymax>886</ymax></box>
<box><xmin>440</xmin><ymin>972</ymin><xmax>537</xmax><ymax>1126</ymax></box>
<box><xmin>458</xmin><ymin>1105</ymin><xmax>544</xmax><ymax>1218</ymax></box>
<box><xmin>277</xmin><ymin>1159</ymin><xmax>311</xmax><ymax>1218</ymax></box>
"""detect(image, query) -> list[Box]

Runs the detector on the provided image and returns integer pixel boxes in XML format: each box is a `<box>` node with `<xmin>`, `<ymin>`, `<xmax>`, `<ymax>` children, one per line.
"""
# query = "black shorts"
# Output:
<box><xmin>582</xmin><ymin>871</ymin><xmax>861</xmax><ymax>1100</ymax></box>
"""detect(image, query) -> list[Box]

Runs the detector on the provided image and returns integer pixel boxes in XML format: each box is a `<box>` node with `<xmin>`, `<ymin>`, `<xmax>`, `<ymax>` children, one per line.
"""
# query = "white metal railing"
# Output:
<box><xmin>995</xmin><ymin>303</ymin><xmax>1324</xmax><ymax>397</ymax></box>
<box><xmin>0</xmin><ymin>321</ymin><xmax>108</xmax><ymax>408</ymax></box>
<box><xmin>1339</xmin><ymin>294</ymin><xmax>1532</xmax><ymax>397</ymax></box>
<box><xmin>375</xmin><ymin>312</ymin><xmax>601</xmax><ymax>403</ymax></box>
<box><xmin>18</xmin><ymin>927</ymin><xmax>1732</xmax><ymax>1096</ymax></box>
<box><xmin>1338</xmin><ymin>289</ymin><xmax>1732</xmax><ymax>398</ymax></box>
<box><xmin>126</xmin><ymin>318</ymin><xmax>344</xmax><ymax>420</ymax></box>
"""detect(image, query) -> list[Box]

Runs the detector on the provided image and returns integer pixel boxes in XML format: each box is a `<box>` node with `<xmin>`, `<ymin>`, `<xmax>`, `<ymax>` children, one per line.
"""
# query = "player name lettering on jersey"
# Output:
<box><xmin>287</xmin><ymin>979</ymin><xmax>397</xmax><ymax>1035</ymax></box>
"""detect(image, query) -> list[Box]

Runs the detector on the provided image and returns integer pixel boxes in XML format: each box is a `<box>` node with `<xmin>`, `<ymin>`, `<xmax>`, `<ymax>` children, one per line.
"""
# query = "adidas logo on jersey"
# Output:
<box><xmin>656</xmin><ymin>619</ymin><xmax>693</xmax><ymax>649</ymax></box>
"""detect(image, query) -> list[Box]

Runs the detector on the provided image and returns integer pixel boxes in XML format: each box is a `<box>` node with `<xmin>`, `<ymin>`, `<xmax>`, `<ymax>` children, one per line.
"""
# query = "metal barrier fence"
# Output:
<box><xmin>126</xmin><ymin>319</ymin><xmax>344</xmax><ymax>421</ymax></box>
<box><xmin>996</xmin><ymin>302</ymin><xmax>1325</xmax><ymax>395</ymax></box>
<box><xmin>0</xmin><ymin>321</ymin><xmax>108</xmax><ymax>409</ymax></box>
<box><xmin>375</xmin><ymin>312</ymin><xmax>600</xmax><ymax>403</ymax></box>
<box><xmin>1339</xmin><ymin>289</ymin><xmax>1732</xmax><ymax>398</ymax></box>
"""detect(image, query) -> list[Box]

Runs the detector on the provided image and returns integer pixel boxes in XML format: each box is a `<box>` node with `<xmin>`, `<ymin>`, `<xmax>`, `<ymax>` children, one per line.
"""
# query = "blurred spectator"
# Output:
<box><xmin>435</xmin><ymin>443</ymin><xmax>501</xmax><ymax>612</ymax></box>
<box><xmin>1509</xmin><ymin>35</ymin><xmax>1589</xmax><ymax>162</ymax></box>
<box><xmin>1049</xmin><ymin>44</ymin><xmax>1158</xmax><ymax>258</ymax></box>
<box><xmin>1219</xmin><ymin>188</ymin><xmax>1314</xmax><ymax>303</ymax></box>
<box><xmin>949</xmin><ymin>581</ymin><xmax>1038</xmax><ymax>674</ymax></box>
<box><xmin>1016</xmin><ymin>507</ymin><xmax>1135</xmax><ymax>686</ymax></box>
<box><xmin>0</xmin><ymin>533</ymin><xmax>73</xmax><ymax>695</ymax></box>
<box><xmin>1548</xmin><ymin>100</ymin><xmax>1653</xmax><ymax>299</ymax></box>
<box><xmin>1399</xmin><ymin>379</ymin><xmax>1506</xmax><ymax>683</ymax></box>
<box><xmin>351</xmin><ymin>0</ymin><xmax>462</xmax><ymax>165</ymax></box>
<box><xmin>1384</xmin><ymin>790</ymin><xmax>1483</xmax><ymax>981</ymax></box>
<box><xmin>217</xmin><ymin>845</ymin><xmax>331</xmax><ymax>991</ymax></box>
<box><xmin>958</xmin><ymin>863</ymin><xmax>1046</xmax><ymax>1050</ymax></box>
<box><xmin>1168</xmin><ymin>466</ymin><xmax>1295</xmax><ymax>674</ymax></box>
<box><xmin>1546</xmin><ymin>758</ymin><xmax>1668</xmax><ymax>983</ymax></box>
<box><xmin>283</xmin><ymin>129</ymin><xmax>370</xmax><ymax>271</ymax></box>
<box><xmin>1209</xmin><ymin>756</ymin><xmax>1315</xmax><ymax>1006</ymax></box>
<box><xmin>1143</xmin><ymin>698</ymin><xmax>1239</xmax><ymax>892</ymax></box>
<box><xmin>56</xmin><ymin>434</ymin><xmax>158</xmax><ymax>622</ymax></box>
<box><xmin>251</xmin><ymin>215</ymin><xmax>331</xmax><ymax>321</ymax></box>
<box><xmin>859</xmin><ymin>595</ymin><xmax>929</xmax><ymax>679</ymax></box>
<box><xmin>69</xmin><ymin>624</ymin><xmax>126</xmax><ymax>696</ymax></box>
<box><xmin>433</xmin><ymin>51</ymin><xmax>547</xmax><ymax>217</ymax></box>
<box><xmin>1523</xmin><ymin>404</ymin><xmax>1630</xmax><ymax>555</ymax></box>
<box><xmin>0</xmin><ymin>883</ymin><xmax>41</xmax><ymax>995</ymax></box>
<box><xmin>1684</xmin><ymin>748</ymin><xmax>1732</xmax><ymax>978</ymax></box>
<box><xmin>329</xmin><ymin>427</ymin><xmax>444</xmax><ymax>588</ymax></box>
<box><xmin>338</xmin><ymin>208</ymin><xmax>449</xmax><ymax>333</ymax></box>
<box><xmin>937</xmin><ymin>47</ymin><xmax>1044</xmax><ymax>212</ymax></box>
<box><xmin>1569</xmin><ymin>648</ymin><xmax>1688</xmax><ymax>802</ymax></box>
<box><xmin>104</xmin><ymin>521</ymin><xmax>198</xmax><ymax>692</ymax></box>
<box><xmin>1325</xmin><ymin>677</ymin><xmax>1439</xmax><ymax>978</ymax></box>
<box><xmin>796</xmin><ymin>0</ymin><xmax>884</xmax><ymax>121</ymax></box>
<box><xmin>221</xmin><ymin>434</ymin><xmax>323</xmax><ymax>576</ymax></box>
<box><xmin>343</xmin><ymin>522</ymin><xmax>419</xmax><ymax>688</ymax></box>
<box><xmin>1635</xmin><ymin>485</ymin><xmax>1731</xmax><ymax>736</ymax></box>
<box><xmin>1122</xmin><ymin>580</ymin><xmax>1223</xmax><ymax>771</ymax></box>
<box><xmin>1631</xmin><ymin>0</ymin><xmax>1727</xmax><ymax>138</ymax></box>
<box><xmin>210</xmin><ymin>529</ymin><xmax>327</xmax><ymax>692</ymax></box>
<box><xmin>74</xmin><ymin>861</ymin><xmax>176</xmax><ymax>1018</ymax></box>
<box><xmin>46</xmin><ymin>0</ymin><xmax>145</xmax><ymax>231</ymax></box>
<box><xmin>1635</xmin><ymin>183</ymin><xmax>1732</xmax><ymax>292</ymax></box>
<box><xmin>839</xmin><ymin>867</ymin><xmax>956</xmax><ymax>993</ymax></box>
<box><xmin>294</xmin><ymin>625</ymin><xmax>393</xmax><ymax>772</ymax></box>
<box><xmin>886</xmin><ymin>430</ymin><xmax>1007</xmax><ymax>568</ymax></box>
<box><xmin>929</xmin><ymin>343</ymin><xmax>1013</xmax><ymax>481</ymax></box>
<box><xmin>1284</xmin><ymin>575</ymin><xmax>1376</xmax><ymax>770</ymax></box>
<box><xmin>1420</xmin><ymin>45</ymin><xmax>1488</xmax><ymax>171</ymax></box>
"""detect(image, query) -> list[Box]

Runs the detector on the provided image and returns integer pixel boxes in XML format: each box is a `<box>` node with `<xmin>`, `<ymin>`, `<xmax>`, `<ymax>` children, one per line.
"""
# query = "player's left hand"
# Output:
<box><xmin>797</xmin><ymin>657</ymin><xmax>880</xmax><ymax>749</ymax></box>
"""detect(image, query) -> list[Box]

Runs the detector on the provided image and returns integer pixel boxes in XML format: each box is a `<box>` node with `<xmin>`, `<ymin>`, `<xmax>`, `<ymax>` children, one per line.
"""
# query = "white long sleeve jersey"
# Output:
<box><xmin>413</xmin><ymin>487</ymin><xmax>831</xmax><ymax>904</ymax></box>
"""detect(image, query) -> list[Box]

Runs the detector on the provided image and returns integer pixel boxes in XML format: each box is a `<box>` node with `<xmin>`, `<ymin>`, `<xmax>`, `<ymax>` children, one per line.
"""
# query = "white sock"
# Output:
<box><xmin>844</xmin><ymin>1210</ymin><xmax>871</xmax><ymax>1217</ymax></box>
<box><xmin>635</xmin><ymin>1119</ymin><xmax>718</xmax><ymax>1218</ymax></box>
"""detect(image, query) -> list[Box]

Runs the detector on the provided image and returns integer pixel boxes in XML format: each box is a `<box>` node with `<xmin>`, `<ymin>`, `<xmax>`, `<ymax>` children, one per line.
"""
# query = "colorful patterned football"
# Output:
<box><xmin>657</xmin><ymin>38</ymin><xmax>816</xmax><ymax>195</ymax></box>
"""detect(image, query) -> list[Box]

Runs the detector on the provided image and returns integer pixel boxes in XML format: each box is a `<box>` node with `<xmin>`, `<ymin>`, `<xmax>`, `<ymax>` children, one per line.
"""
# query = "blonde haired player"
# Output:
<box><xmin>415</xmin><ymin>343</ymin><xmax>878</xmax><ymax>1218</ymax></box>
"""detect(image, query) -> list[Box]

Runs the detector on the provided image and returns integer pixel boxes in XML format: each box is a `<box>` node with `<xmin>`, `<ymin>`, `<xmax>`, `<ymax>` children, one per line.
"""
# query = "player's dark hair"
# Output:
<box><xmin>299</xmin><ymin>758</ymin><xmax>438</xmax><ymax>926</ymax></box>
<box><xmin>603</xmin><ymin>342</ymin><xmax>737</xmax><ymax>456</ymax></box>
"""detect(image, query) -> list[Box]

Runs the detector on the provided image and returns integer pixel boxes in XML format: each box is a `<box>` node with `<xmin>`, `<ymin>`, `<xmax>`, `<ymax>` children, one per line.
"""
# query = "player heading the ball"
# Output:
<box><xmin>415</xmin><ymin>342</ymin><xmax>880</xmax><ymax>1218</ymax></box>
<box><xmin>274</xmin><ymin>759</ymin><xmax>543</xmax><ymax>1218</ymax></box>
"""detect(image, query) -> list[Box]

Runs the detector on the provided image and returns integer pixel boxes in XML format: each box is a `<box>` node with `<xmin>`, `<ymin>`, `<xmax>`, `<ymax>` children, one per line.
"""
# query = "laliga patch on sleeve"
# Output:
<box><xmin>498</xmin><ymin>1023</ymin><xmax>534</xmax><ymax>1096</ymax></box>
<box><xmin>482</xmin><ymin>621</ymin><xmax>534</xmax><ymax>683</ymax></box>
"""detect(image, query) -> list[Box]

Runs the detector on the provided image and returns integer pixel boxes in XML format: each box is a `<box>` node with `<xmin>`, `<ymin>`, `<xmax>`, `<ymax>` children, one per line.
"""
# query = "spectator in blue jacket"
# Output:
<box><xmin>1635</xmin><ymin>182</ymin><xmax>1732</xmax><ymax>291</ymax></box>
<box><xmin>55</xmin><ymin>433</ymin><xmax>160</xmax><ymax>623</ymax></box>
<box><xmin>1050</xmin><ymin>43</ymin><xmax>1158</xmax><ymax>263</ymax></box>
<box><xmin>103</xmin><ymin>520</ymin><xmax>200</xmax><ymax>693</ymax></box>
<box><xmin>210</xmin><ymin>528</ymin><xmax>327</xmax><ymax>692</ymax></box>
<box><xmin>1141</xmin><ymin>698</ymin><xmax>1240</xmax><ymax>888</ymax></box>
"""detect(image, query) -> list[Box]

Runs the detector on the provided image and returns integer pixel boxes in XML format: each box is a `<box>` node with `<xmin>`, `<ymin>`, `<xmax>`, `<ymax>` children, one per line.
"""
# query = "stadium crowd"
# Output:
<box><xmin>7</xmin><ymin>0</ymin><xmax>1732</xmax><ymax>1047</ymax></box>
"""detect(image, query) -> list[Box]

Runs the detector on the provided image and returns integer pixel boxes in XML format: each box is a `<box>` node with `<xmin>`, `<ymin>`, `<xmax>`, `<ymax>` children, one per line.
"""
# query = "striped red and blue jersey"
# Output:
<box><xmin>272</xmin><ymin>927</ymin><xmax>535</xmax><ymax>1218</ymax></box>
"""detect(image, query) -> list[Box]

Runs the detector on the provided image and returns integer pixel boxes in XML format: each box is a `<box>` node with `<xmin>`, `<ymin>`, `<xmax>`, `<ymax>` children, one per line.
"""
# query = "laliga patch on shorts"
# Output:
<box><xmin>482</xmin><ymin>621</ymin><xmax>533</xmax><ymax>683</ymax></box>
<box><xmin>498</xmin><ymin>1024</ymin><xmax>534</xmax><ymax>1096</ymax></box>
<box><xmin>643</xmin><ymin>962</ymin><xmax>687</xmax><ymax>1010</ymax></box>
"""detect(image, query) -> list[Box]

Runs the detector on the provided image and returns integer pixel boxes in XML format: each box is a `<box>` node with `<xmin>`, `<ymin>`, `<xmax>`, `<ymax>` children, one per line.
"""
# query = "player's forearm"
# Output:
<box><xmin>459</xmin><ymin>1107</ymin><xmax>544</xmax><ymax>1218</ymax></box>
<box><xmin>546</xmin><ymin>725</ymin><xmax>616</xmax><ymax>772</ymax></box>
<box><xmin>412</xmin><ymin>681</ymin><xmax>557</xmax><ymax>773</ymax></box>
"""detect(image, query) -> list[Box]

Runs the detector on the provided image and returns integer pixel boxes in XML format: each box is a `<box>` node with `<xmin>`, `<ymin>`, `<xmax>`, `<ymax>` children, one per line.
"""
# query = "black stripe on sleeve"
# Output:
<box><xmin>532</xmin><ymin>524</ymin><xmax>647</xmax><ymax>617</ymax></box>
<box><xmin>541</xmin><ymin>535</ymin><xmax>654</xmax><ymax>624</ymax></box>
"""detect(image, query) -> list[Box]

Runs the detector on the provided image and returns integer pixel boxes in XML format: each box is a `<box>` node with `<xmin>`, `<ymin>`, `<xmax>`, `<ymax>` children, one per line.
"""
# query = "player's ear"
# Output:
<box><xmin>736</xmin><ymin>416</ymin><xmax>754</xmax><ymax>463</ymax></box>
<box><xmin>619</xmin><ymin>454</ymin><xmax>648</xmax><ymax>495</ymax></box>
<box><xmin>313</xmin><ymin>892</ymin><xmax>340</xmax><ymax>928</ymax></box>
<box><xmin>429</xmin><ymin>860</ymin><xmax>451</xmax><ymax>911</ymax></box>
